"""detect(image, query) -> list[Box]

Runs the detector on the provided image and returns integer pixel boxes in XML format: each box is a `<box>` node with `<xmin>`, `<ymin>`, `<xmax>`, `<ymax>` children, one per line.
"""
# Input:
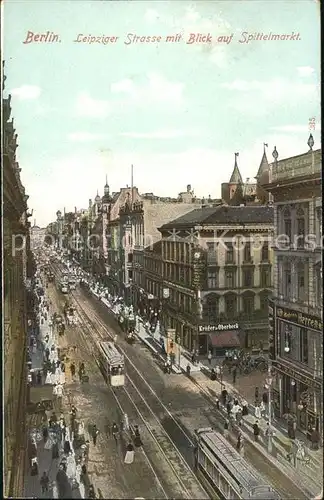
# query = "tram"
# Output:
<box><xmin>194</xmin><ymin>428</ymin><xmax>281</xmax><ymax>500</ymax></box>
<box><xmin>98</xmin><ymin>341</ymin><xmax>125</xmax><ymax>387</ymax></box>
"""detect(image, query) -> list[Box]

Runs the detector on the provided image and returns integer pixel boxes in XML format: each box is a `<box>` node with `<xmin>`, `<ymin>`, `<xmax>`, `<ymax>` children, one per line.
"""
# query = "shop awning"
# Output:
<box><xmin>209</xmin><ymin>331</ymin><xmax>241</xmax><ymax>348</ymax></box>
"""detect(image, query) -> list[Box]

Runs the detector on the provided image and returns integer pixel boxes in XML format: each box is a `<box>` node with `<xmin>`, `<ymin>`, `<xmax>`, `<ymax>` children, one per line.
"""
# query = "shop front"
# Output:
<box><xmin>198</xmin><ymin>322</ymin><xmax>241</xmax><ymax>357</ymax></box>
<box><xmin>274</xmin><ymin>360</ymin><xmax>322</xmax><ymax>438</ymax></box>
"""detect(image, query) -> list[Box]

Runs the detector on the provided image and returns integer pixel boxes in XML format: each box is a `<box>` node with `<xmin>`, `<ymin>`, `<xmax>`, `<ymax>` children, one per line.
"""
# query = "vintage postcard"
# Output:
<box><xmin>2</xmin><ymin>0</ymin><xmax>322</xmax><ymax>499</ymax></box>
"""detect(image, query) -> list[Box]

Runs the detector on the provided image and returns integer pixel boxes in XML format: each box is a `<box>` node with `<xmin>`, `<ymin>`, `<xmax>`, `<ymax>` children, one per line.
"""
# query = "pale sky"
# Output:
<box><xmin>3</xmin><ymin>0</ymin><xmax>321</xmax><ymax>227</ymax></box>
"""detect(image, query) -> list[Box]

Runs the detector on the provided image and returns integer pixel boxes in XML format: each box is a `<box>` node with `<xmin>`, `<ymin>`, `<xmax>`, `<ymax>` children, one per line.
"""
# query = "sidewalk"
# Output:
<box><xmin>191</xmin><ymin>369</ymin><xmax>323</xmax><ymax>498</ymax></box>
<box><xmin>24</xmin><ymin>300</ymin><xmax>84</xmax><ymax>499</ymax></box>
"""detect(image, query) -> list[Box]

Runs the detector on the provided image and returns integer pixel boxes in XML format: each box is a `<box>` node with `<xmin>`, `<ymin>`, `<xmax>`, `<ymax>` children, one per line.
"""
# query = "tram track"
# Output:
<box><xmin>50</xmin><ymin>261</ymin><xmax>308</xmax><ymax>499</ymax></box>
<box><xmin>71</xmin><ymin>291</ymin><xmax>209</xmax><ymax>500</ymax></box>
<box><xmin>51</xmin><ymin>261</ymin><xmax>209</xmax><ymax>498</ymax></box>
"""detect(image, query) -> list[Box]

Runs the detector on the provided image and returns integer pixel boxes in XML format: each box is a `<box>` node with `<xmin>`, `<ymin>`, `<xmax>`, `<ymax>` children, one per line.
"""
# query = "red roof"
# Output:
<box><xmin>209</xmin><ymin>331</ymin><xmax>240</xmax><ymax>347</ymax></box>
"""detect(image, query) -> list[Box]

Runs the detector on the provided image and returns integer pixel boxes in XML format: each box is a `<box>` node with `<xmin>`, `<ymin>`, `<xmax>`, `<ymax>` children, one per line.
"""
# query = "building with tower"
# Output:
<box><xmin>222</xmin><ymin>147</ymin><xmax>272</xmax><ymax>206</ymax></box>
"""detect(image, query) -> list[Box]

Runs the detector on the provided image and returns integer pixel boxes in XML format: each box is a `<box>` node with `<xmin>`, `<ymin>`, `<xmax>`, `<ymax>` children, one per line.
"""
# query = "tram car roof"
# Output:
<box><xmin>195</xmin><ymin>428</ymin><xmax>280</xmax><ymax>499</ymax></box>
<box><xmin>99</xmin><ymin>341</ymin><xmax>124</xmax><ymax>367</ymax></box>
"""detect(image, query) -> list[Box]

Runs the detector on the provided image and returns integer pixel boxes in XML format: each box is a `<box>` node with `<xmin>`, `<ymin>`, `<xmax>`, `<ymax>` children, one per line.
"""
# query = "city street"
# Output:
<box><xmin>46</xmin><ymin>267</ymin><xmax>208</xmax><ymax>499</ymax></box>
<box><xmin>49</xmin><ymin>260</ymin><xmax>317</xmax><ymax>499</ymax></box>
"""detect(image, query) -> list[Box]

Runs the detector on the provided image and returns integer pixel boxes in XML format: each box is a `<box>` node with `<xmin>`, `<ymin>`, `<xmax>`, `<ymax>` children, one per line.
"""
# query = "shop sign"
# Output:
<box><xmin>276</xmin><ymin>306</ymin><xmax>322</xmax><ymax>332</ymax></box>
<box><xmin>276</xmin><ymin>363</ymin><xmax>321</xmax><ymax>390</ymax></box>
<box><xmin>198</xmin><ymin>323</ymin><xmax>239</xmax><ymax>333</ymax></box>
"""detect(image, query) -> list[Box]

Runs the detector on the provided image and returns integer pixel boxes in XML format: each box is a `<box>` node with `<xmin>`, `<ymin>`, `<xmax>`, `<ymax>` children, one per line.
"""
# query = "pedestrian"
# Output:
<box><xmin>242</xmin><ymin>400</ymin><xmax>249</xmax><ymax>416</ymax></box>
<box><xmin>134</xmin><ymin>425</ymin><xmax>142</xmax><ymax>447</ymax></box>
<box><xmin>40</xmin><ymin>471</ymin><xmax>50</xmax><ymax>493</ymax></box>
<box><xmin>56</xmin><ymin>383</ymin><xmax>63</xmax><ymax>410</ymax></box>
<box><xmin>255</xmin><ymin>404</ymin><xmax>262</xmax><ymax>419</ymax></box>
<box><xmin>253</xmin><ymin>421</ymin><xmax>260</xmax><ymax>442</ymax></box>
<box><xmin>80</xmin><ymin>464</ymin><xmax>91</xmax><ymax>491</ymax></box>
<box><xmin>223</xmin><ymin>419</ymin><xmax>229</xmax><ymax>438</ymax></box>
<box><xmin>88</xmin><ymin>484</ymin><xmax>96</xmax><ymax>499</ymax></box>
<box><xmin>31</xmin><ymin>457</ymin><xmax>39</xmax><ymax>476</ymax></box>
<box><xmin>236</xmin><ymin>408</ymin><xmax>243</xmax><ymax>426</ymax></box>
<box><xmin>42</xmin><ymin>425</ymin><xmax>49</xmax><ymax>443</ymax></box>
<box><xmin>63</xmin><ymin>438</ymin><xmax>72</xmax><ymax>455</ymax></box>
<box><xmin>191</xmin><ymin>350</ymin><xmax>195</xmax><ymax>364</ymax></box>
<box><xmin>52</xmin><ymin>438</ymin><xmax>60</xmax><ymax>459</ymax></box>
<box><xmin>221</xmin><ymin>388</ymin><xmax>228</xmax><ymax>406</ymax></box>
<box><xmin>310</xmin><ymin>427</ymin><xmax>320</xmax><ymax>450</ymax></box>
<box><xmin>112</xmin><ymin>423</ymin><xmax>119</xmax><ymax>443</ymax></box>
<box><xmin>226</xmin><ymin>401</ymin><xmax>232</xmax><ymax>417</ymax></box>
<box><xmin>124</xmin><ymin>442</ymin><xmax>135</xmax><ymax>464</ymax></box>
<box><xmin>36</xmin><ymin>370</ymin><xmax>42</xmax><ymax>385</ymax></box>
<box><xmin>186</xmin><ymin>364</ymin><xmax>191</xmax><ymax>376</ymax></box>
<box><xmin>207</xmin><ymin>350</ymin><xmax>212</xmax><ymax>366</ymax></box>
<box><xmin>215</xmin><ymin>397</ymin><xmax>220</xmax><ymax>410</ymax></box>
<box><xmin>262</xmin><ymin>391</ymin><xmax>268</xmax><ymax>404</ymax></box>
<box><xmin>92</xmin><ymin>424</ymin><xmax>99</xmax><ymax>446</ymax></box>
<box><xmin>70</xmin><ymin>405</ymin><xmax>77</xmax><ymax>420</ymax></box>
<box><xmin>232</xmin><ymin>367</ymin><xmax>237</xmax><ymax>384</ymax></box>
<box><xmin>122</xmin><ymin>413</ymin><xmax>129</xmax><ymax>432</ymax></box>
<box><xmin>255</xmin><ymin>386</ymin><xmax>259</xmax><ymax>404</ymax></box>
<box><xmin>49</xmin><ymin>412</ymin><xmax>57</xmax><ymax>426</ymax></box>
<box><xmin>236</xmin><ymin>431</ymin><xmax>243</xmax><ymax>451</ymax></box>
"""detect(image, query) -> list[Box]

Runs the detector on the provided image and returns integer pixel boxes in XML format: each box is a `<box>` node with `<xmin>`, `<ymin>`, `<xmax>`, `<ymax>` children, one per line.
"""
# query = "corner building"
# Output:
<box><xmin>262</xmin><ymin>138</ymin><xmax>322</xmax><ymax>438</ymax></box>
<box><xmin>158</xmin><ymin>205</ymin><xmax>274</xmax><ymax>354</ymax></box>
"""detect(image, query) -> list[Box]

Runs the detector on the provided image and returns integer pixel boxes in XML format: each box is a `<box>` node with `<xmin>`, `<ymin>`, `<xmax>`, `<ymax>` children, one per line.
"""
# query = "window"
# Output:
<box><xmin>261</xmin><ymin>243</ymin><xmax>269</xmax><ymax>262</ymax></box>
<box><xmin>297</xmin><ymin>262</ymin><xmax>307</xmax><ymax>301</ymax></box>
<box><xmin>206</xmin><ymin>242</ymin><xmax>217</xmax><ymax>264</ymax></box>
<box><xmin>260</xmin><ymin>267</ymin><xmax>271</xmax><ymax>287</ymax></box>
<box><xmin>283</xmin><ymin>261</ymin><xmax>292</xmax><ymax>296</ymax></box>
<box><xmin>242</xmin><ymin>294</ymin><xmax>254</xmax><ymax>315</ymax></box>
<box><xmin>205</xmin><ymin>295</ymin><xmax>219</xmax><ymax>322</ymax></box>
<box><xmin>225</xmin><ymin>270</ymin><xmax>236</xmax><ymax>289</ymax></box>
<box><xmin>315</xmin><ymin>263</ymin><xmax>322</xmax><ymax>308</ymax></box>
<box><xmin>315</xmin><ymin>208</ymin><xmax>322</xmax><ymax>246</ymax></box>
<box><xmin>225</xmin><ymin>293</ymin><xmax>237</xmax><ymax>317</ymax></box>
<box><xmin>260</xmin><ymin>292</ymin><xmax>269</xmax><ymax>311</ymax></box>
<box><xmin>226</xmin><ymin>243</ymin><xmax>234</xmax><ymax>264</ymax></box>
<box><xmin>244</xmin><ymin>242</ymin><xmax>251</xmax><ymax>263</ymax></box>
<box><xmin>243</xmin><ymin>268</ymin><xmax>253</xmax><ymax>287</ymax></box>
<box><xmin>299</xmin><ymin>328</ymin><xmax>308</xmax><ymax>364</ymax></box>
<box><xmin>283</xmin><ymin>207</ymin><xmax>292</xmax><ymax>244</ymax></box>
<box><xmin>296</xmin><ymin>208</ymin><xmax>305</xmax><ymax>249</ymax></box>
<box><xmin>207</xmin><ymin>269</ymin><xmax>218</xmax><ymax>289</ymax></box>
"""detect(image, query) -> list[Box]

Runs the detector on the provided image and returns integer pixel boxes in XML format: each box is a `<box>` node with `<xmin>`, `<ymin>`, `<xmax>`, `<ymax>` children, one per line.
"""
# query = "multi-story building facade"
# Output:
<box><xmin>157</xmin><ymin>205</ymin><xmax>274</xmax><ymax>355</ymax></box>
<box><xmin>106</xmin><ymin>184</ymin><xmax>217</xmax><ymax>301</ymax></box>
<box><xmin>262</xmin><ymin>138</ymin><xmax>322</xmax><ymax>438</ymax></box>
<box><xmin>3</xmin><ymin>70</ymin><xmax>32</xmax><ymax>497</ymax></box>
<box><xmin>30</xmin><ymin>221</ymin><xmax>46</xmax><ymax>250</ymax></box>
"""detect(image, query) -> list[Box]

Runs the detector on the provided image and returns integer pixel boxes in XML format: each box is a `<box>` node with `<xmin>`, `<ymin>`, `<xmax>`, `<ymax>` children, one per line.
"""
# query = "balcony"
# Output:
<box><xmin>270</xmin><ymin>149</ymin><xmax>321</xmax><ymax>183</ymax></box>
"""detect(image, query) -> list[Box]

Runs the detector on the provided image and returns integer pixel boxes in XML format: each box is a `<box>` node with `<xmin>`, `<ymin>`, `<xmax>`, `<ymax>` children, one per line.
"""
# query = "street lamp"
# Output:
<box><xmin>264</xmin><ymin>363</ymin><xmax>273</xmax><ymax>453</ymax></box>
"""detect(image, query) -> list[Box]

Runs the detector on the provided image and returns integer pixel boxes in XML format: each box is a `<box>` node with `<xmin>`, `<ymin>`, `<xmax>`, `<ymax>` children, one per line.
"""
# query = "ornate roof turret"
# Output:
<box><xmin>104</xmin><ymin>174</ymin><xmax>110</xmax><ymax>196</ymax></box>
<box><xmin>95</xmin><ymin>190</ymin><xmax>101</xmax><ymax>203</ymax></box>
<box><xmin>255</xmin><ymin>143</ymin><xmax>269</xmax><ymax>179</ymax></box>
<box><xmin>229</xmin><ymin>152</ymin><xmax>243</xmax><ymax>184</ymax></box>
